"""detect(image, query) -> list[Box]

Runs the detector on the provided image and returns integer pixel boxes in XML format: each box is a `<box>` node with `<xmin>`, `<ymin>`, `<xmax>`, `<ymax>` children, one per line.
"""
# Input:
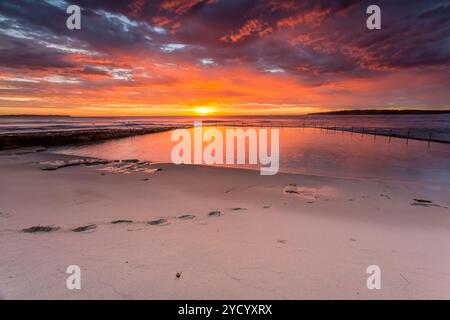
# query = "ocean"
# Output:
<box><xmin>1</xmin><ymin>114</ymin><xmax>450</xmax><ymax>142</ymax></box>
<box><xmin>2</xmin><ymin>115</ymin><xmax>449</xmax><ymax>183</ymax></box>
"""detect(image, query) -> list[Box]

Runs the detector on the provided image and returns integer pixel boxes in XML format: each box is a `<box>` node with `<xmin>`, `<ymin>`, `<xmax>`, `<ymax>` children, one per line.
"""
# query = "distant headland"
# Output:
<box><xmin>308</xmin><ymin>109</ymin><xmax>450</xmax><ymax>116</ymax></box>
<box><xmin>0</xmin><ymin>114</ymin><xmax>71</xmax><ymax>118</ymax></box>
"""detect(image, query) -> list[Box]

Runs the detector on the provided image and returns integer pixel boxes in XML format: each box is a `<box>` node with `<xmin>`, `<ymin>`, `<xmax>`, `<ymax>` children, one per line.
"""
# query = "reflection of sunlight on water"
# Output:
<box><xmin>55</xmin><ymin>127</ymin><xmax>450</xmax><ymax>184</ymax></box>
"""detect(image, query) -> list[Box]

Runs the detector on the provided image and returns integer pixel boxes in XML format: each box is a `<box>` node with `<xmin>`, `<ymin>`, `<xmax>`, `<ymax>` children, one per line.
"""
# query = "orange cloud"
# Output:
<box><xmin>221</xmin><ymin>19</ymin><xmax>272</xmax><ymax>43</ymax></box>
<box><xmin>152</xmin><ymin>16</ymin><xmax>172</xmax><ymax>27</ymax></box>
<box><xmin>128</xmin><ymin>0</ymin><xmax>147</xmax><ymax>18</ymax></box>
<box><xmin>161</xmin><ymin>0</ymin><xmax>208</xmax><ymax>15</ymax></box>
<box><xmin>277</xmin><ymin>7</ymin><xmax>331</xmax><ymax>28</ymax></box>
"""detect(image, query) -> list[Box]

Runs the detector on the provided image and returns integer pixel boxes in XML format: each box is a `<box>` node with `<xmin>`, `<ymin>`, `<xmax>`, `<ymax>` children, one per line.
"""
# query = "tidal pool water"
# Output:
<box><xmin>56</xmin><ymin>127</ymin><xmax>450</xmax><ymax>184</ymax></box>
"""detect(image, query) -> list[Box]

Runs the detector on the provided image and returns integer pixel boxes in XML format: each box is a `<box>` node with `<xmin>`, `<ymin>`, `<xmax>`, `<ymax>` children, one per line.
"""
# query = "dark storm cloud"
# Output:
<box><xmin>0</xmin><ymin>36</ymin><xmax>74</xmax><ymax>70</ymax></box>
<box><xmin>0</xmin><ymin>0</ymin><xmax>449</xmax><ymax>83</ymax></box>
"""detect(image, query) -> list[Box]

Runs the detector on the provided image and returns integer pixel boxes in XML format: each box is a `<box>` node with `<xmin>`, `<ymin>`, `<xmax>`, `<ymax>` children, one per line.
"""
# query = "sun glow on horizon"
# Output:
<box><xmin>194</xmin><ymin>107</ymin><xmax>215</xmax><ymax>115</ymax></box>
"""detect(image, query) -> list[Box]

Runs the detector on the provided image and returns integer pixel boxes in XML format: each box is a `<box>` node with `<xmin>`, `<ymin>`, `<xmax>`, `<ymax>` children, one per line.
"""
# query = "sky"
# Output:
<box><xmin>0</xmin><ymin>0</ymin><xmax>449</xmax><ymax>116</ymax></box>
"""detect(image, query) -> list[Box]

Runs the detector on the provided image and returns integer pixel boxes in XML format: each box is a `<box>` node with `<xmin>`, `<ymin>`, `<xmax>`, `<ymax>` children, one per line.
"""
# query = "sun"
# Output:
<box><xmin>194</xmin><ymin>107</ymin><xmax>214</xmax><ymax>115</ymax></box>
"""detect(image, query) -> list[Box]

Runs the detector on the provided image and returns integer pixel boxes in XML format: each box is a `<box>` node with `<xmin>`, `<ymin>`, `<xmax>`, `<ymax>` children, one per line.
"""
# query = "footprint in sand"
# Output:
<box><xmin>72</xmin><ymin>224</ymin><xmax>97</xmax><ymax>232</ymax></box>
<box><xmin>0</xmin><ymin>211</ymin><xmax>12</xmax><ymax>218</ymax></box>
<box><xmin>148</xmin><ymin>218</ymin><xmax>169</xmax><ymax>226</ymax></box>
<box><xmin>22</xmin><ymin>225</ymin><xmax>60</xmax><ymax>233</ymax></box>
<box><xmin>208</xmin><ymin>210</ymin><xmax>222</xmax><ymax>217</ymax></box>
<box><xmin>111</xmin><ymin>220</ymin><xmax>133</xmax><ymax>224</ymax></box>
<box><xmin>283</xmin><ymin>184</ymin><xmax>335</xmax><ymax>201</ymax></box>
<box><xmin>178</xmin><ymin>215</ymin><xmax>195</xmax><ymax>220</ymax></box>
<box><xmin>284</xmin><ymin>186</ymin><xmax>300</xmax><ymax>195</ymax></box>
<box><xmin>413</xmin><ymin>198</ymin><xmax>432</xmax><ymax>203</ymax></box>
<box><xmin>231</xmin><ymin>207</ymin><xmax>247</xmax><ymax>212</ymax></box>
<box><xmin>411</xmin><ymin>199</ymin><xmax>448</xmax><ymax>209</ymax></box>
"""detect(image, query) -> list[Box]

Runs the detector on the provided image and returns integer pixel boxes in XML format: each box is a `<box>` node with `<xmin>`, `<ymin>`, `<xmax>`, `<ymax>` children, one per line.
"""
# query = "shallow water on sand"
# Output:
<box><xmin>56</xmin><ymin>127</ymin><xmax>450</xmax><ymax>184</ymax></box>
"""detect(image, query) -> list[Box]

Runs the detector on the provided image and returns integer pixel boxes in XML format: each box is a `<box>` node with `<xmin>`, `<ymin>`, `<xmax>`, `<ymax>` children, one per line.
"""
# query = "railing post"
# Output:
<box><xmin>428</xmin><ymin>129</ymin><xmax>433</xmax><ymax>149</ymax></box>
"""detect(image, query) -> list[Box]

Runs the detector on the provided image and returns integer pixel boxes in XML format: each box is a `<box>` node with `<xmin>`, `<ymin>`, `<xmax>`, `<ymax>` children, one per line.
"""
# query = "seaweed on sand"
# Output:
<box><xmin>72</xmin><ymin>224</ymin><xmax>97</xmax><ymax>232</ymax></box>
<box><xmin>111</xmin><ymin>220</ymin><xmax>133</xmax><ymax>224</ymax></box>
<box><xmin>22</xmin><ymin>225</ymin><xmax>60</xmax><ymax>233</ymax></box>
<box><xmin>148</xmin><ymin>219</ymin><xmax>169</xmax><ymax>226</ymax></box>
<box><xmin>208</xmin><ymin>210</ymin><xmax>222</xmax><ymax>217</ymax></box>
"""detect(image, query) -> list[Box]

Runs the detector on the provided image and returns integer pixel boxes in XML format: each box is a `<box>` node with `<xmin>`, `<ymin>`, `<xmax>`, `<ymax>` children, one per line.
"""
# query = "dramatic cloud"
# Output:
<box><xmin>0</xmin><ymin>0</ymin><xmax>448</xmax><ymax>115</ymax></box>
<box><xmin>221</xmin><ymin>19</ymin><xmax>273</xmax><ymax>43</ymax></box>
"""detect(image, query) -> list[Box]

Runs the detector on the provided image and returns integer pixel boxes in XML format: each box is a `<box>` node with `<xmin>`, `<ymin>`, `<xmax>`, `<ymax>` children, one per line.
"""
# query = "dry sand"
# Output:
<box><xmin>0</xmin><ymin>149</ymin><xmax>449</xmax><ymax>299</ymax></box>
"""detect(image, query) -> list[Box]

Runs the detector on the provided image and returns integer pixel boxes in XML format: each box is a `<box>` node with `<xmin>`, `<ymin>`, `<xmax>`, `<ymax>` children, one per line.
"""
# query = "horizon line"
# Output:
<box><xmin>2</xmin><ymin>108</ymin><xmax>450</xmax><ymax>118</ymax></box>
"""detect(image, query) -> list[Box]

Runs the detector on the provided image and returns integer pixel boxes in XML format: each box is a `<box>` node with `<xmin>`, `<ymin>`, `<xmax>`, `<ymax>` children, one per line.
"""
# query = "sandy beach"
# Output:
<box><xmin>1</xmin><ymin>148</ymin><xmax>449</xmax><ymax>300</ymax></box>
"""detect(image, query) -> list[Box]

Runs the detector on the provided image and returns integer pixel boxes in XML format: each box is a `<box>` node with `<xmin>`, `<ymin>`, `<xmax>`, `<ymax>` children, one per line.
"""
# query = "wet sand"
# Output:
<box><xmin>0</xmin><ymin>150</ymin><xmax>450</xmax><ymax>299</ymax></box>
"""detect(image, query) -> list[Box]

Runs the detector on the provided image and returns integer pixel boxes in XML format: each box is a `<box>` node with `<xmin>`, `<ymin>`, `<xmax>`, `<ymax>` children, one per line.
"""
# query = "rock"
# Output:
<box><xmin>122</xmin><ymin>159</ymin><xmax>140</xmax><ymax>163</ymax></box>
